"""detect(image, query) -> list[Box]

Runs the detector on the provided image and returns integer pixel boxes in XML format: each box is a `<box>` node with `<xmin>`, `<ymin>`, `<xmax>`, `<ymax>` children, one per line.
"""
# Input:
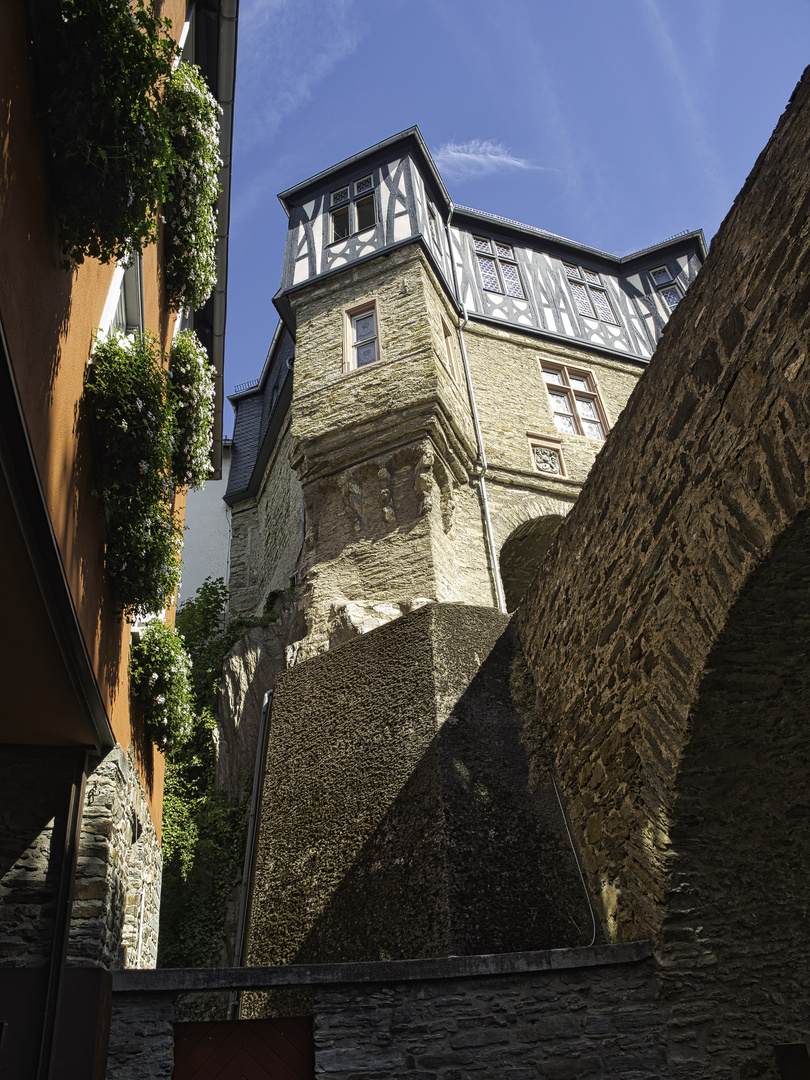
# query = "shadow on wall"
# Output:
<box><xmin>660</xmin><ymin>508</ymin><xmax>810</xmax><ymax>1077</ymax></box>
<box><xmin>500</xmin><ymin>515</ymin><xmax>564</xmax><ymax>612</ymax></box>
<box><xmin>250</xmin><ymin>614</ymin><xmax>595</xmax><ymax>983</ymax></box>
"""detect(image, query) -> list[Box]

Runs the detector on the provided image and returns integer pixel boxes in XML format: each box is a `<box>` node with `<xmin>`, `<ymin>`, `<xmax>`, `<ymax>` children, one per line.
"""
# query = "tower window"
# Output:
<box><xmin>541</xmin><ymin>364</ymin><xmax>608</xmax><ymax>441</ymax></box>
<box><xmin>473</xmin><ymin>236</ymin><xmax>525</xmax><ymax>298</ymax></box>
<box><xmin>563</xmin><ymin>263</ymin><xmax>618</xmax><ymax>324</ymax></box>
<box><xmin>343</xmin><ymin>300</ymin><xmax>382</xmax><ymax>372</ymax></box>
<box><xmin>330</xmin><ymin>175</ymin><xmax>377</xmax><ymax>242</ymax></box>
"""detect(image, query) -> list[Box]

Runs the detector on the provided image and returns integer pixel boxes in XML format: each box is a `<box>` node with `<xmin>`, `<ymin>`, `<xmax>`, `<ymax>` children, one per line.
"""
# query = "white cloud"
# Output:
<box><xmin>432</xmin><ymin>139</ymin><xmax>537</xmax><ymax>182</ymax></box>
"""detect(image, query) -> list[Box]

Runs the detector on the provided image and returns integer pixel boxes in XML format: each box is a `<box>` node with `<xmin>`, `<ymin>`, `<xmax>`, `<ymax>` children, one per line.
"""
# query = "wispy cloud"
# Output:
<box><xmin>638</xmin><ymin>0</ymin><xmax>726</xmax><ymax>204</ymax></box>
<box><xmin>236</xmin><ymin>0</ymin><xmax>360</xmax><ymax>145</ymax></box>
<box><xmin>432</xmin><ymin>139</ymin><xmax>539</xmax><ymax>182</ymax></box>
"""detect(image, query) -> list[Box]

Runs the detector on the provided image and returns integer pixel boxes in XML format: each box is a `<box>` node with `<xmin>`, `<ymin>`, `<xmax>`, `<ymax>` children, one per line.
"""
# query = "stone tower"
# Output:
<box><xmin>223</xmin><ymin>128</ymin><xmax>706</xmax><ymax>982</ymax></box>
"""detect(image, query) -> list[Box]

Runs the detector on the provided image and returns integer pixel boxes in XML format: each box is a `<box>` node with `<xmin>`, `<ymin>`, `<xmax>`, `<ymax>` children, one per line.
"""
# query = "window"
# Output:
<box><xmin>563</xmin><ymin>263</ymin><xmax>618</xmax><ymax>324</ymax></box>
<box><xmin>650</xmin><ymin>264</ymin><xmax>682</xmax><ymax>311</ymax></box>
<box><xmin>330</xmin><ymin>175</ymin><xmax>377</xmax><ymax>242</ymax></box>
<box><xmin>113</xmin><ymin>257</ymin><xmax>144</xmax><ymax>337</ymax></box>
<box><xmin>541</xmin><ymin>364</ymin><xmax>608</xmax><ymax>440</ymax></box>
<box><xmin>473</xmin><ymin>236</ymin><xmax>525</xmax><ymax>298</ymax></box>
<box><xmin>344</xmin><ymin>300</ymin><xmax>381</xmax><ymax>371</ymax></box>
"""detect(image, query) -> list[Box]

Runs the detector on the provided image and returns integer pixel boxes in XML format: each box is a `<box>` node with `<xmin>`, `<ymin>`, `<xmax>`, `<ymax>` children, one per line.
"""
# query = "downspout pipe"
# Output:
<box><xmin>228</xmin><ymin>686</ymin><xmax>273</xmax><ymax>1019</ymax></box>
<box><xmin>444</xmin><ymin>220</ymin><xmax>507</xmax><ymax>614</ymax></box>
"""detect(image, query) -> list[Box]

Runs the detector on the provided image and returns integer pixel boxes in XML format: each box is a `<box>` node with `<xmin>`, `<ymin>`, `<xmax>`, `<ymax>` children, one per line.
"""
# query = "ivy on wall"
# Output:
<box><xmin>159</xmin><ymin>579</ymin><xmax>250</xmax><ymax>969</ymax></box>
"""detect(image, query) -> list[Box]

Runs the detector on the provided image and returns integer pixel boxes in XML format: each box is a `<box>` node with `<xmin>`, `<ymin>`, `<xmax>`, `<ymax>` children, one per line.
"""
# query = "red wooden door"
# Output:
<box><xmin>173</xmin><ymin>1018</ymin><xmax>314</xmax><ymax>1080</ymax></box>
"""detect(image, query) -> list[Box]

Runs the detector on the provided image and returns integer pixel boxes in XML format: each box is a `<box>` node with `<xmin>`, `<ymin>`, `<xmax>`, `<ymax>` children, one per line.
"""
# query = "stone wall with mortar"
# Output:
<box><xmin>228</xmin><ymin>420</ymin><xmax>303</xmax><ymax>621</ymax></box>
<box><xmin>516</xmin><ymin>67</ymin><xmax>810</xmax><ymax>1078</ymax></box>
<box><xmin>242</xmin><ymin>603</ymin><xmax>594</xmax><ymax>1019</ymax></box>
<box><xmin>70</xmin><ymin>746</ymin><xmax>162</xmax><ymax>970</ymax></box>
<box><xmin>107</xmin><ymin>944</ymin><xmax>664</xmax><ymax>1079</ymax></box>
<box><xmin>0</xmin><ymin>745</ymin><xmax>160</xmax><ymax>973</ymax></box>
<box><xmin>313</xmin><ymin>950</ymin><xmax>664</xmax><ymax>1080</ymax></box>
<box><xmin>0</xmin><ymin>747</ymin><xmax>80</xmax><ymax>966</ymax></box>
<box><xmin>107</xmin><ymin>994</ymin><xmax>175</xmax><ymax>1080</ymax></box>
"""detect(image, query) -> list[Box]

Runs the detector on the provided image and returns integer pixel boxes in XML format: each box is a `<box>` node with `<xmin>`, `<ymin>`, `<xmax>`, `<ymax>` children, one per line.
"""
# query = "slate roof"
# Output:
<box><xmin>226</xmin><ymin>324</ymin><xmax>294</xmax><ymax>503</ymax></box>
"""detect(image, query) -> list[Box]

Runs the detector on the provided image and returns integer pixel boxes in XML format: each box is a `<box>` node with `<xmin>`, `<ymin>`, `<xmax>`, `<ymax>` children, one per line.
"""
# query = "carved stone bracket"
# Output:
<box><xmin>413</xmin><ymin>443</ymin><xmax>434</xmax><ymax>517</ymax></box>
<box><xmin>338</xmin><ymin>471</ymin><xmax>363</xmax><ymax>532</ymax></box>
<box><xmin>378</xmin><ymin>466</ymin><xmax>396</xmax><ymax>523</ymax></box>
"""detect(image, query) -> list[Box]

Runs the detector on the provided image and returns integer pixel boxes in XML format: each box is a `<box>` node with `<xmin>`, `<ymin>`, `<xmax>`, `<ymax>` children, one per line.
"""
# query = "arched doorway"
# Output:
<box><xmin>499</xmin><ymin>515</ymin><xmax>564</xmax><ymax>612</ymax></box>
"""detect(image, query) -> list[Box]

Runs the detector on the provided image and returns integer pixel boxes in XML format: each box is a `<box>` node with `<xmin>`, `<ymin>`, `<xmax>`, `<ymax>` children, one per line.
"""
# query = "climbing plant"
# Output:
<box><xmin>86</xmin><ymin>330</ymin><xmax>214</xmax><ymax>617</ymax></box>
<box><xmin>35</xmin><ymin>0</ymin><xmax>221</xmax><ymax>308</ymax></box>
<box><xmin>158</xmin><ymin>578</ymin><xmax>248</xmax><ymax>969</ymax></box>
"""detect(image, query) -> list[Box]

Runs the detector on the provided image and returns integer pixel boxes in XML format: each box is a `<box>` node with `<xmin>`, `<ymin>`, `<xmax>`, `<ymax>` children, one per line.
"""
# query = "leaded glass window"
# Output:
<box><xmin>541</xmin><ymin>364</ymin><xmax>608</xmax><ymax>441</ymax></box>
<box><xmin>477</xmin><ymin>256</ymin><xmax>502</xmax><ymax>293</ymax></box>
<box><xmin>563</xmin><ymin>263</ymin><xmax>617</xmax><ymax>324</ymax></box>
<box><xmin>661</xmin><ymin>286</ymin><xmax>682</xmax><ymax>310</ymax></box>
<box><xmin>355</xmin><ymin>175</ymin><xmax>373</xmax><ymax>195</ymax></box>
<box><xmin>473</xmin><ymin>236</ymin><xmax>525</xmax><ymax>298</ymax></box>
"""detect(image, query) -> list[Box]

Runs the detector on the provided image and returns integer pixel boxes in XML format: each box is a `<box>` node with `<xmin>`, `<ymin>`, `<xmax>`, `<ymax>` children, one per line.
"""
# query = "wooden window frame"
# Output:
<box><xmin>563</xmin><ymin>262</ymin><xmax>618</xmax><ymax>324</ymax></box>
<box><xmin>343</xmin><ymin>299</ymin><xmax>382</xmax><ymax>373</ymax></box>
<box><xmin>329</xmin><ymin>174</ymin><xmax>377</xmax><ymax>244</ymax></box>
<box><xmin>541</xmin><ymin>363</ymin><xmax>609</xmax><ymax>441</ymax></box>
<box><xmin>650</xmin><ymin>264</ymin><xmax>683</xmax><ymax>312</ymax></box>
<box><xmin>472</xmin><ymin>235</ymin><xmax>525</xmax><ymax>298</ymax></box>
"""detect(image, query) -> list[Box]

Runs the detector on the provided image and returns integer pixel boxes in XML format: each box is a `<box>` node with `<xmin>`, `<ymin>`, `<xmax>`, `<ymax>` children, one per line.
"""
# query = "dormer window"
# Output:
<box><xmin>330</xmin><ymin>175</ymin><xmax>377</xmax><ymax>242</ymax></box>
<box><xmin>650</xmin><ymin>265</ymin><xmax>682</xmax><ymax>311</ymax></box>
<box><xmin>473</xmin><ymin>236</ymin><xmax>525</xmax><ymax>298</ymax></box>
<box><xmin>563</xmin><ymin>263</ymin><xmax>618</xmax><ymax>324</ymax></box>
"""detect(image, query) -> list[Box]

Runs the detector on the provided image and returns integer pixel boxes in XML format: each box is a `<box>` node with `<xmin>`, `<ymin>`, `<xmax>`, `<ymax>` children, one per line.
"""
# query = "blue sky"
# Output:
<box><xmin>223</xmin><ymin>0</ymin><xmax>810</xmax><ymax>423</ymax></box>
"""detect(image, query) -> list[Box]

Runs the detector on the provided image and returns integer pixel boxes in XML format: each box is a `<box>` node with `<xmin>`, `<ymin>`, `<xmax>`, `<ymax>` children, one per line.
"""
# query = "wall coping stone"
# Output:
<box><xmin>112</xmin><ymin>941</ymin><xmax>652</xmax><ymax>993</ymax></box>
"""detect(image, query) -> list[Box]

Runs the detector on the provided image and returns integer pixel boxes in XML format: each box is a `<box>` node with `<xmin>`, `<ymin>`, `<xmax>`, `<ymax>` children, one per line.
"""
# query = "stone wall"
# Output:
<box><xmin>0</xmin><ymin>744</ymin><xmax>161</xmax><ymax>973</ymax></box>
<box><xmin>0</xmin><ymin>747</ymin><xmax>80</xmax><ymax>966</ymax></box>
<box><xmin>107</xmin><ymin>943</ymin><xmax>663</xmax><ymax>1080</ymax></box>
<box><xmin>314</xmin><ymin>949</ymin><xmax>664</xmax><ymax>1080</ymax></box>
<box><xmin>243</xmin><ymin>604</ymin><xmax>594</xmax><ymax>1016</ymax></box>
<box><xmin>69</xmin><ymin>746</ymin><xmax>162</xmax><ymax>970</ymax></box>
<box><xmin>228</xmin><ymin>420</ymin><xmax>303</xmax><ymax>620</ymax></box>
<box><xmin>516</xmin><ymin>66</ymin><xmax>810</xmax><ymax>1079</ymax></box>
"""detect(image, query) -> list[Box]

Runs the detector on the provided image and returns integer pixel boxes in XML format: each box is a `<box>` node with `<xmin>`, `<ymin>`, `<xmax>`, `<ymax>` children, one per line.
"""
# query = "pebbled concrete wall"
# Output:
<box><xmin>243</xmin><ymin>603</ymin><xmax>594</xmax><ymax>1013</ymax></box>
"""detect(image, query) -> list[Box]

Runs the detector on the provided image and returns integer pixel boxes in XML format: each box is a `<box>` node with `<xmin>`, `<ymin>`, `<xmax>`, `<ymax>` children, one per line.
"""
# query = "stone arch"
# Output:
<box><xmin>658</xmin><ymin>509</ymin><xmax>810</xmax><ymax>1073</ymax></box>
<box><xmin>499</xmin><ymin>514</ymin><xmax>565</xmax><ymax>612</ymax></box>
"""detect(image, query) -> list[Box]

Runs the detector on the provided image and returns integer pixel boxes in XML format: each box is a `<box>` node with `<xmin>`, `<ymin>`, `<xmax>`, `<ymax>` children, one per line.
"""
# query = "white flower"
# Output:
<box><xmin>139</xmin><ymin>461</ymin><xmax>149</xmax><ymax>474</ymax></box>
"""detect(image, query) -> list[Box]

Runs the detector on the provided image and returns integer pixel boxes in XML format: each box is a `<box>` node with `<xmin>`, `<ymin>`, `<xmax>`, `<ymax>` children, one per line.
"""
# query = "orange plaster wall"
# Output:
<box><xmin>0</xmin><ymin>0</ymin><xmax>193</xmax><ymax>835</ymax></box>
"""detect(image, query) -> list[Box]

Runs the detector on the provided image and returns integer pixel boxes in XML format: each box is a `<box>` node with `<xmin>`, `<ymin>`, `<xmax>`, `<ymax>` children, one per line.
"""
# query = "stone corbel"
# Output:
<box><xmin>378</xmin><ymin>466</ymin><xmax>396</xmax><ymax>523</ymax></box>
<box><xmin>338</xmin><ymin>471</ymin><xmax>363</xmax><ymax>532</ymax></box>
<box><xmin>413</xmin><ymin>443</ymin><xmax>434</xmax><ymax>516</ymax></box>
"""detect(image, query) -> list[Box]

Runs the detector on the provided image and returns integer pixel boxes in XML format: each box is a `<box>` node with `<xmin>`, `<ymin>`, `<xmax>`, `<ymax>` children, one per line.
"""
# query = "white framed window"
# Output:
<box><xmin>541</xmin><ymin>364</ymin><xmax>608</xmax><ymax>441</ymax></box>
<box><xmin>98</xmin><ymin>255</ymin><xmax>144</xmax><ymax>341</ymax></box>
<box><xmin>650</xmin><ymin>264</ymin><xmax>682</xmax><ymax>311</ymax></box>
<box><xmin>344</xmin><ymin>300</ymin><xmax>381</xmax><ymax>371</ymax></box>
<box><xmin>473</xmin><ymin>236</ymin><xmax>525</xmax><ymax>298</ymax></box>
<box><xmin>330</xmin><ymin>175</ymin><xmax>377</xmax><ymax>242</ymax></box>
<box><xmin>563</xmin><ymin>263</ymin><xmax>618</xmax><ymax>324</ymax></box>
